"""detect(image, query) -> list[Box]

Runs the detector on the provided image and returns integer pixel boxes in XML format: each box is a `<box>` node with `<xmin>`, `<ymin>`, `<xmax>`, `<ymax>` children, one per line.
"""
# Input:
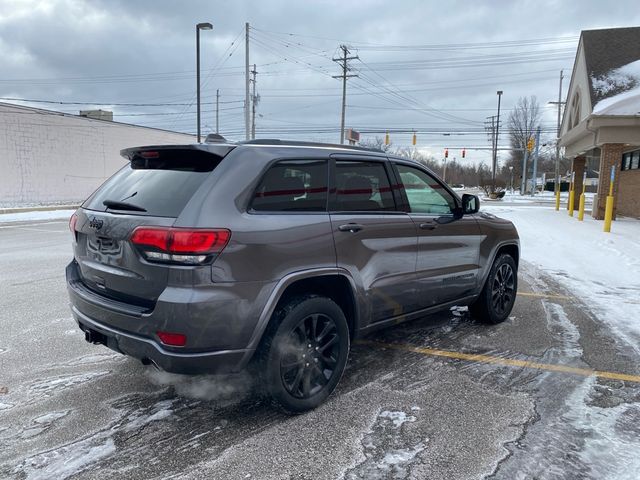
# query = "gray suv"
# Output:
<box><xmin>66</xmin><ymin>139</ymin><xmax>519</xmax><ymax>413</ymax></box>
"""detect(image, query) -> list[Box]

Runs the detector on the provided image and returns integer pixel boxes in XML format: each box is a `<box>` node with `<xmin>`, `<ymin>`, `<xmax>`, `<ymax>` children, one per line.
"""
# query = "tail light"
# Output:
<box><xmin>130</xmin><ymin>227</ymin><xmax>230</xmax><ymax>265</ymax></box>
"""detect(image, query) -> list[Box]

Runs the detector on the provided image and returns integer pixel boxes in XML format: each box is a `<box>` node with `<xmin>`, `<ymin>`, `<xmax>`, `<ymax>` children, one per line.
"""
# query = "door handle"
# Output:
<box><xmin>419</xmin><ymin>222</ymin><xmax>438</xmax><ymax>230</ymax></box>
<box><xmin>338</xmin><ymin>223</ymin><xmax>364</xmax><ymax>233</ymax></box>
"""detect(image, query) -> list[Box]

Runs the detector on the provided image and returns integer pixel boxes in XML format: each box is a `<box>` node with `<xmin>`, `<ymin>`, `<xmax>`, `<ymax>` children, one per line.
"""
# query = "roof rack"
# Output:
<box><xmin>238</xmin><ymin>138</ymin><xmax>384</xmax><ymax>153</ymax></box>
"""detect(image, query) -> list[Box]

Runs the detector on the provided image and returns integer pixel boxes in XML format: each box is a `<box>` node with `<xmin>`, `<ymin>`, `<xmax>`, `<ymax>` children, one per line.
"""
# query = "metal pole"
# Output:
<box><xmin>492</xmin><ymin>90</ymin><xmax>503</xmax><ymax>191</ymax></box>
<box><xmin>215</xmin><ymin>89</ymin><xmax>219</xmax><ymax>134</ymax></box>
<box><xmin>245</xmin><ymin>22</ymin><xmax>250</xmax><ymax>140</ymax></box>
<box><xmin>196</xmin><ymin>25</ymin><xmax>201</xmax><ymax>143</ymax></box>
<box><xmin>521</xmin><ymin>147</ymin><xmax>529</xmax><ymax>194</ymax></box>
<box><xmin>531</xmin><ymin>126</ymin><xmax>541</xmax><ymax>196</ymax></box>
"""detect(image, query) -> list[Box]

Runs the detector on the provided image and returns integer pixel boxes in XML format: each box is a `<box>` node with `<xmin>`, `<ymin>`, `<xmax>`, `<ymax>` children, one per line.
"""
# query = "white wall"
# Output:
<box><xmin>0</xmin><ymin>103</ymin><xmax>196</xmax><ymax>206</ymax></box>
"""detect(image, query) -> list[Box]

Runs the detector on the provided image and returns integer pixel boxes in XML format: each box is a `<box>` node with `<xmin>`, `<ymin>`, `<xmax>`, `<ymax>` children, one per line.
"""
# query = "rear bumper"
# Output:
<box><xmin>72</xmin><ymin>306</ymin><xmax>249</xmax><ymax>374</ymax></box>
<box><xmin>65</xmin><ymin>260</ymin><xmax>273</xmax><ymax>375</ymax></box>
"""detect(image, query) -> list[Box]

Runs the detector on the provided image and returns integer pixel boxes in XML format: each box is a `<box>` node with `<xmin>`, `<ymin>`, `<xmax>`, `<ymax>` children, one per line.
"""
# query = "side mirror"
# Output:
<box><xmin>462</xmin><ymin>194</ymin><xmax>480</xmax><ymax>214</ymax></box>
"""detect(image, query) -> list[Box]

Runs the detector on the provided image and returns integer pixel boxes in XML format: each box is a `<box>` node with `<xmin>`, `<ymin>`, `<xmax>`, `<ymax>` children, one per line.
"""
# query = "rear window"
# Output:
<box><xmin>83</xmin><ymin>149</ymin><xmax>222</xmax><ymax>217</ymax></box>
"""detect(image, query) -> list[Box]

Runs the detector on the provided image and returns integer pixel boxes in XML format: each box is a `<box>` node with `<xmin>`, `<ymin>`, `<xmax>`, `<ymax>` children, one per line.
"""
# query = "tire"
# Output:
<box><xmin>257</xmin><ymin>295</ymin><xmax>350</xmax><ymax>414</ymax></box>
<box><xmin>471</xmin><ymin>253</ymin><xmax>518</xmax><ymax>324</ymax></box>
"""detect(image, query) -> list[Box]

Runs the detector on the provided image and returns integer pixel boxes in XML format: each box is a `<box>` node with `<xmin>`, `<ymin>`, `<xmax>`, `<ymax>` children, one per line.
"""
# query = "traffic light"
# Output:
<box><xmin>527</xmin><ymin>136</ymin><xmax>535</xmax><ymax>152</ymax></box>
<box><xmin>444</xmin><ymin>148</ymin><xmax>449</xmax><ymax>159</ymax></box>
<box><xmin>385</xmin><ymin>132</ymin><xmax>390</xmax><ymax>145</ymax></box>
<box><xmin>412</xmin><ymin>132</ymin><xmax>417</xmax><ymax>146</ymax></box>
<box><xmin>462</xmin><ymin>148</ymin><xmax>466</xmax><ymax>159</ymax></box>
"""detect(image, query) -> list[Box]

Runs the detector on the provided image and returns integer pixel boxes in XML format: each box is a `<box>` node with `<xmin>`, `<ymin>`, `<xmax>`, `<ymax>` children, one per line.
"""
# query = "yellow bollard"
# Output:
<box><xmin>603</xmin><ymin>165</ymin><xmax>616</xmax><ymax>233</ymax></box>
<box><xmin>603</xmin><ymin>196</ymin><xmax>614</xmax><ymax>232</ymax></box>
<box><xmin>555</xmin><ymin>189</ymin><xmax>561</xmax><ymax>211</ymax></box>
<box><xmin>577</xmin><ymin>193</ymin><xmax>586</xmax><ymax>221</ymax></box>
<box><xmin>568</xmin><ymin>189</ymin><xmax>575</xmax><ymax>217</ymax></box>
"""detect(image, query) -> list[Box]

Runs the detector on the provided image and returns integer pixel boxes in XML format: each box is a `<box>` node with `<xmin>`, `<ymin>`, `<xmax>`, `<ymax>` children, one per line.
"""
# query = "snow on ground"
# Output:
<box><xmin>0</xmin><ymin>209</ymin><xmax>76</xmax><ymax>224</ymax></box>
<box><xmin>483</xmin><ymin>203</ymin><xmax>640</xmax><ymax>353</ymax></box>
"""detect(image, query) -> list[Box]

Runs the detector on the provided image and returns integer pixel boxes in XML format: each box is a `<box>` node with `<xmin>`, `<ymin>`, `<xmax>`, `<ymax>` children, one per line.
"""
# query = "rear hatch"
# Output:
<box><xmin>73</xmin><ymin>145</ymin><xmax>232</xmax><ymax>307</ymax></box>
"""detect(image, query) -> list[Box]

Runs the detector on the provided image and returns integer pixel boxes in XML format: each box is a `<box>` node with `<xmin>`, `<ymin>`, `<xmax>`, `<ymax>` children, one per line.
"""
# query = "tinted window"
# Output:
<box><xmin>83</xmin><ymin>149</ymin><xmax>222</xmax><ymax>217</ymax></box>
<box><xmin>251</xmin><ymin>160</ymin><xmax>328</xmax><ymax>212</ymax></box>
<box><xmin>333</xmin><ymin>161</ymin><xmax>396</xmax><ymax>212</ymax></box>
<box><xmin>396</xmin><ymin>164</ymin><xmax>456</xmax><ymax>214</ymax></box>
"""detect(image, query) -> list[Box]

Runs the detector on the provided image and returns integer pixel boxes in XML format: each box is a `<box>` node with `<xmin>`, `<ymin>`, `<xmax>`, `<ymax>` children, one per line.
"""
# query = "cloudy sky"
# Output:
<box><xmin>1</xmin><ymin>0</ymin><xmax>639</xmax><ymax>164</ymax></box>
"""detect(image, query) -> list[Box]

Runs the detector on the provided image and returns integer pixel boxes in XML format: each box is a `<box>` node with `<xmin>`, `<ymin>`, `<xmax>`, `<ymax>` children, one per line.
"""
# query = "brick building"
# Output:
<box><xmin>0</xmin><ymin>102</ymin><xmax>195</xmax><ymax>206</ymax></box>
<box><xmin>559</xmin><ymin>26</ymin><xmax>640</xmax><ymax>220</ymax></box>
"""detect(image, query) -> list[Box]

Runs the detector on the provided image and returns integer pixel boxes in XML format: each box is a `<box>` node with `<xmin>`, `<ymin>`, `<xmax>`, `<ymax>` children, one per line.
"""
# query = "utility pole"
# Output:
<box><xmin>250</xmin><ymin>64</ymin><xmax>258</xmax><ymax>140</ymax></box>
<box><xmin>333</xmin><ymin>45</ymin><xmax>358</xmax><ymax>144</ymax></box>
<box><xmin>215</xmin><ymin>89</ymin><xmax>219</xmax><ymax>134</ymax></box>
<box><xmin>492</xmin><ymin>90</ymin><xmax>503</xmax><ymax>192</ymax></box>
<box><xmin>244</xmin><ymin>22</ymin><xmax>250</xmax><ymax>140</ymax></box>
<box><xmin>549</xmin><ymin>70</ymin><xmax>565</xmax><ymax>207</ymax></box>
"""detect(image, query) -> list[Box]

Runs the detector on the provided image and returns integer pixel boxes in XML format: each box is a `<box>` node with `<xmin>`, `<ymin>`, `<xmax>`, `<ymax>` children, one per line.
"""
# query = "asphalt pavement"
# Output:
<box><xmin>1</xmin><ymin>218</ymin><xmax>639</xmax><ymax>479</ymax></box>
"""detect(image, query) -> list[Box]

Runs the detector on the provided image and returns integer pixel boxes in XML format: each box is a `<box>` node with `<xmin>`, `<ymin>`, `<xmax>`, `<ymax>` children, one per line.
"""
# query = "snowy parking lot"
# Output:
<box><xmin>1</xmin><ymin>204</ymin><xmax>640</xmax><ymax>479</ymax></box>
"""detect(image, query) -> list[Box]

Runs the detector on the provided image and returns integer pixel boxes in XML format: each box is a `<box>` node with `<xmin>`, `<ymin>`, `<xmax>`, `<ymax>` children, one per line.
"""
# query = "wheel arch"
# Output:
<box><xmin>246</xmin><ymin>269</ymin><xmax>360</xmax><ymax>355</ymax></box>
<box><xmin>479</xmin><ymin>241</ymin><xmax>520</xmax><ymax>291</ymax></box>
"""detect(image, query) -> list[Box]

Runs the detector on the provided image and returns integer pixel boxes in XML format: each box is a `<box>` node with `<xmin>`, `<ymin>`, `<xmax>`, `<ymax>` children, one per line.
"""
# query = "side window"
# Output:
<box><xmin>334</xmin><ymin>161</ymin><xmax>396</xmax><ymax>212</ymax></box>
<box><xmin>396</xmin><ymin>164</ymin><xmax>456</xmax><ymax>215</ymax></box>
<box><xmin>251</xmin><ymin>160</ymin><xmax>328</xmax><ymax>212</ymax></box>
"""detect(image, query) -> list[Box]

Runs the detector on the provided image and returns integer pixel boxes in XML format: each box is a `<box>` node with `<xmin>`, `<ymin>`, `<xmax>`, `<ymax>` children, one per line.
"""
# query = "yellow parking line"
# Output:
<box><xmin>357</xmin><ymin>340</ymin><xmax>640</xmax><ymax>384</ymax></box>
<box><xmin>517</xmin><ymin>291</ymin><xmax>572</xmax><ymax>300</ymax></box>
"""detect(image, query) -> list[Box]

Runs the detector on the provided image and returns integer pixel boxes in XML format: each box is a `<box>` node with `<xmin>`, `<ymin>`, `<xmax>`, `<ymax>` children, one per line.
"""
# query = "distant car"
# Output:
<box><xmin>451</xmin><ymin>183</ymin><xmax>465</xmax><ymax>190</ymax></box>
<box><xmin>66</xmin><ymin>138</ymin><xmax>519</xmax><ymax>413</ymax></box>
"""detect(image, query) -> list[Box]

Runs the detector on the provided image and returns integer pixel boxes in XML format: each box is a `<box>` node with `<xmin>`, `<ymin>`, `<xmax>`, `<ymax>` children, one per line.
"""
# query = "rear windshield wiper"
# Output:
<box><xmin>102</xmin><ymin>199</ymin><xmax>147</xmax><ymax>212</ymax></box>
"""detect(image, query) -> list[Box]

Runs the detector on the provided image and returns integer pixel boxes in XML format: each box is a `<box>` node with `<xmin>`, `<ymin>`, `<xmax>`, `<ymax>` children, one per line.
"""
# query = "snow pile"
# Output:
<box><xmin>592</xmin><ymin>59</ymin><xmax>640</xmax><ymax>115</ymax></box>
<box><xmin>378</xmin><ymin>410</ymin><xmax>416</xmax><ymax>428</ymax></box>
<box><xmin>0</xmin><ymin>209</ymin><xmax>76</xmax><ymax>224</ymax></box>
<box><xmin>482</xmin><ymin>205</ymin><xmax>640</xmax><ymax>353</ymax></box>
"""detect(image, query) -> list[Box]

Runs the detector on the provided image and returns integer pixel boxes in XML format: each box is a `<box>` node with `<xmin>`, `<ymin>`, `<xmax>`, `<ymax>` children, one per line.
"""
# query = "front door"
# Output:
<box><xmin>393</xmin><ymin>162</ymin><xmax>482</xmax><ymax>308</ymax></box>
<box><xmin>329</xmin><ymin>158</ymin><xmax>419</xmax><ymax>324</ymax></box>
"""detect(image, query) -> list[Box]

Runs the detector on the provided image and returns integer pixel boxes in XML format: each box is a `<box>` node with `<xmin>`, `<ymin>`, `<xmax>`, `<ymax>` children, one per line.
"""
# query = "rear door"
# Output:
<box><xmin>74</xmin><ymin>147</ymin><xmax>225</xmax><ymax>305</ymax></box>
<box><xmin>329</xmin><ymin>157</ymin><xmax>419</xmax><ymax>324</ymax></box>
<box><xmin>391</xmin><ymin>161</ymin><xmax>482</xmax><ymax>308</ymax></box>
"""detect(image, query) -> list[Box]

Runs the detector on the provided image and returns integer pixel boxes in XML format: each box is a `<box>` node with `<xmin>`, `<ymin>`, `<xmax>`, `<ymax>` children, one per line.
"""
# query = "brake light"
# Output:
<box><xmin>69</xmin><ymin>213</ymin><xmax>78</xmax><ymax>234</ymax></box>
<box><xmin>157</xmin><ymin>331</ymin><xmax>187</xmax><ymax>347</ymax></box>
<box><xmin>130</xmin><ymin>227</ymin><xmax>230</xmax><ymax>264</ymax></box>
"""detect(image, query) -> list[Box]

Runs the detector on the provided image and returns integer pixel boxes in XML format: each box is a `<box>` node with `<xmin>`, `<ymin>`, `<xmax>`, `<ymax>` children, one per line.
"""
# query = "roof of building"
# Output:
<box><xmin>582</xmin><ymin>26</ymin><xmax>640</xmax><ymax>107</ymax></box>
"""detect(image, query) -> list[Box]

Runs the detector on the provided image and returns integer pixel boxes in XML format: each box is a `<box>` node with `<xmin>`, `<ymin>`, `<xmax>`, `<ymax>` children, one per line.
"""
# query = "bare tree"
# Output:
<box><xmin>358</xmin><ymin>136</ymin><xmax>392</xmax><ymax>152</ymax></box>
<box><xmin>506</xmin><ymin>96</ymin><xmax>541</xmax><ymax>181</ymax></box>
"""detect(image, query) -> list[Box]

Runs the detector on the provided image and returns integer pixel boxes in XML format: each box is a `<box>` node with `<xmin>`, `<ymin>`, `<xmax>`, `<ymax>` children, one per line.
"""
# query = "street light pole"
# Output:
<box><xmin>492</xmin><ymin>90</ymin><xmax>503</xmax><ymax>192</ymax></box>
<box><xmin>196</xmin><ymin>22</ymin><xmax>213</xmax><ymax>143</ymax></box>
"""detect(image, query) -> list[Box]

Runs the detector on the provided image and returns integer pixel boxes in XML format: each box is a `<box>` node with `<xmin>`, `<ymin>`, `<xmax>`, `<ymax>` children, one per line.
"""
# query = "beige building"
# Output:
<box><xmin>559</xmin><ymin>26</ymin><xmax>640</xmax><ymax>219</ymax></box>
<box><xmin>1</xmin><ymin>102</ymin><xmax>195</xmax><ymax>206</ymax></box>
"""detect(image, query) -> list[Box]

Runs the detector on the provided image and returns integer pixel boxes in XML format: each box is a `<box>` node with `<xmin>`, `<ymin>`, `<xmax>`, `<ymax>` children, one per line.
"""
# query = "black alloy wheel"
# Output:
<box><xmin>471</xmin><ymin>253</ymin><xmax>518</xmax><ymax>324</ymax></box>
<box><xmin>280</xmin><ymin>313</ymin><xmax>340</xmax><ymax>399</ymax></box>
<box><xmin>259</xmin><ymin>295</ymin><xmax>350</xmax><ymax>414</ymax></box>
<box><xmin>491</xmin><ymin>262</ymin><xmax>516</xmax><ymax>317</ymax></box>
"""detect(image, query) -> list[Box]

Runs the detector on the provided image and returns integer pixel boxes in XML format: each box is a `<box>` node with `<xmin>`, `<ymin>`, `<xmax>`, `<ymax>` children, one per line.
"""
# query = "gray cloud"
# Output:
<box><xmin>1</xmin><ymin>0</ymin><xmax>639</xmax><ymax>164</ymax></box>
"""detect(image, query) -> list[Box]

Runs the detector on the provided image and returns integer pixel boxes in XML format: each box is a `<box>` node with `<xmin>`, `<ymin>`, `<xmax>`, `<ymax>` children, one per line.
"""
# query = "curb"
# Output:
<box><xmin>0</xmin><ymin>205</ymin><xmax>80</xmax><ymax>215</ymax></box>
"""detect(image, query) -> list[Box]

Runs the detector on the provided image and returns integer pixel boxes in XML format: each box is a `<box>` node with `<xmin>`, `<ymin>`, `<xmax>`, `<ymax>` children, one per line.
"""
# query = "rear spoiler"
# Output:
<box><xmin>120</xmin><ymin>143</ymin><xmax>236</xmax><ymax>161</ymax></box>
